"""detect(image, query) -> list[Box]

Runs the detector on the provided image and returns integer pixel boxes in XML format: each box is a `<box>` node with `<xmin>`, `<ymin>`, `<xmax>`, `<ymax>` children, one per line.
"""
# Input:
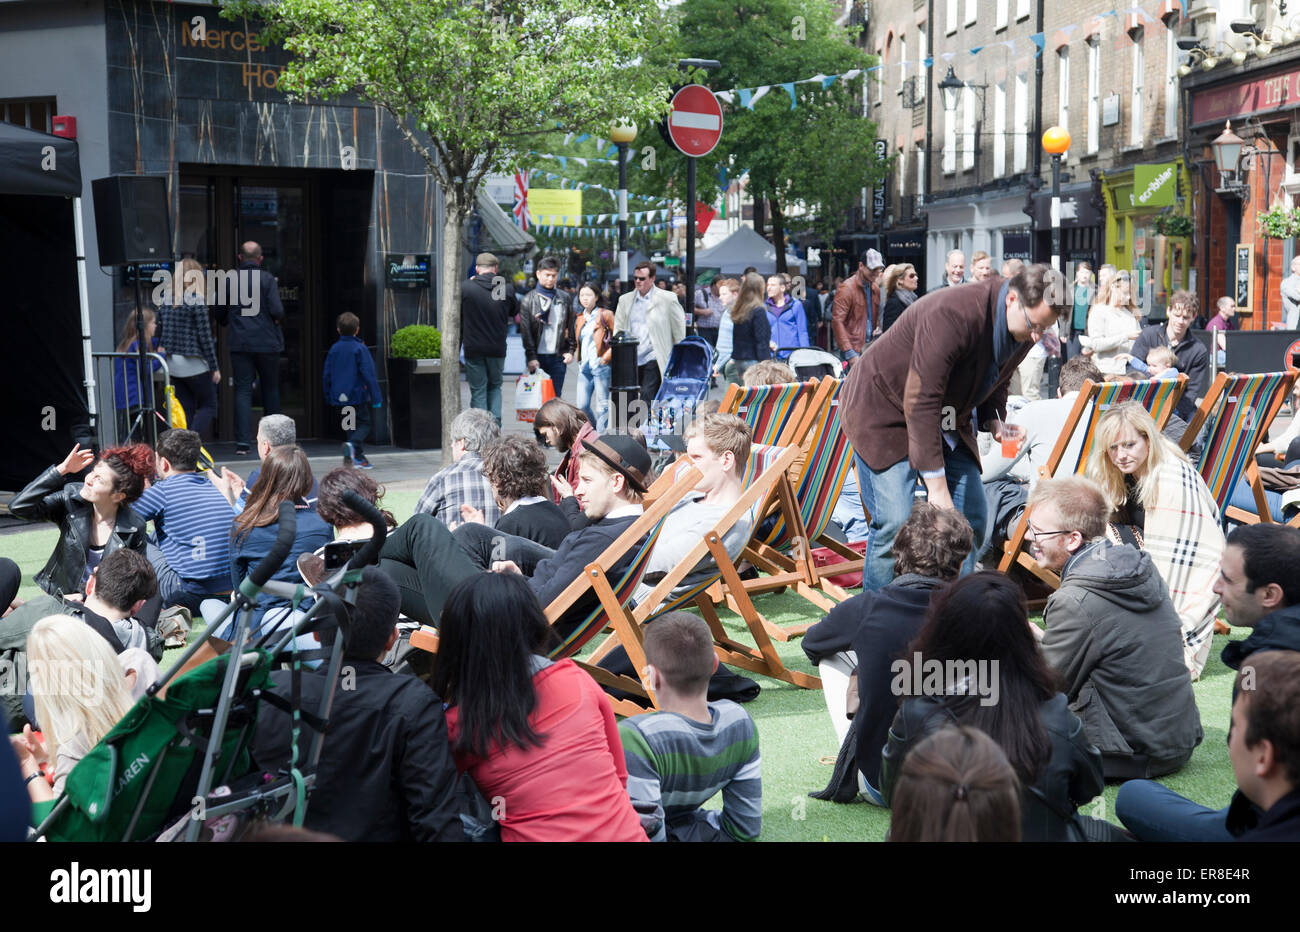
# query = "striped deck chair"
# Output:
<box><xmin>719</xmin><ymin>376</ymin><xmax>829</xmax><ymax>448</ymax></box>
<box><xmin>585</xmin><ymin>443</ymin><xmax>821</xmax><ymax>692</ymax></box>
<box><xmin>1180</xmin><ymin>370</ymin><xmax>1298</xmax><ymax>526</ymax></box>
<box><xmin>409</xmin><ymin>465</ymin><xmax>702</xmax><ymax>717</ymax></box>
<box><xmin>739</xmin><ymin>376</ymin><xmax>859</xmax><ymax>630</ymax></box>
<box><xmin>998</xmin><ymin>375</ymin><xmax>1188</xmax><ymax>587</ymax></box>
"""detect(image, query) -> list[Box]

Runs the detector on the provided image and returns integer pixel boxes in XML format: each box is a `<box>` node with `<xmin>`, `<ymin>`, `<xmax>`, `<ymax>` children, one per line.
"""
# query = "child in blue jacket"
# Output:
<box><xmin>323</xmin><ymin>312</ymin><xmax>382</xmax><ymax>469</ymax></box>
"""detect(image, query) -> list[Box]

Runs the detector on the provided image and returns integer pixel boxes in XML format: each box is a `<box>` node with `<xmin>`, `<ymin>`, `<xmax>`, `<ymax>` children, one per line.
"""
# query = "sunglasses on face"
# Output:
<box><xmin>634</xmin><ymin>275</ymin><xmax>651</xmax><ymax>282</ymax></box>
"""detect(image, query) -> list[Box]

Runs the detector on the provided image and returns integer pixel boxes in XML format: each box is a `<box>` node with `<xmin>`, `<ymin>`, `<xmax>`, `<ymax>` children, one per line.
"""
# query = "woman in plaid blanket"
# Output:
<box><xmin>1089</xmin><ymin>402</ymin><xmax>1225</xmax><ymax>678</ymax></box>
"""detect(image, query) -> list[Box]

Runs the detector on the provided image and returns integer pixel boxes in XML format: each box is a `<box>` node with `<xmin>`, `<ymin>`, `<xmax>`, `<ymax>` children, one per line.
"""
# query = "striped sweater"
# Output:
<box><xmin>619</xmin><ymin>700</ymin><xmax>761</xmax><ymax>842</ymax></box>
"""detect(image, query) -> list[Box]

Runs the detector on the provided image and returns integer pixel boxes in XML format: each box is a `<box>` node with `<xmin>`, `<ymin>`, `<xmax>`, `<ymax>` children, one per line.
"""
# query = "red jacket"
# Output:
<box><xmin>446</xmin><ymin>660</ymin><xmax>647</xmax><ymax>843</ymax></box>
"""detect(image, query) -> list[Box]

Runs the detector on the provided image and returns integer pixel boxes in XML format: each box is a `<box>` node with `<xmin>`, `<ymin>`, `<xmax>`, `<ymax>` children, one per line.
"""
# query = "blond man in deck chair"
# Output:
<box><xmin>633</xmin><ymin>414</ymin><xmax>755</xmax><ymax>607</ymax></box>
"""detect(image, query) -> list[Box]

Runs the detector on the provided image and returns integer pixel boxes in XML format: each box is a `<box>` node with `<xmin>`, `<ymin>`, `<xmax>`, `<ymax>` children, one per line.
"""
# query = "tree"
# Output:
<box><xmin>671</xmin><ymin>0</ymin><xmax>888</xmax><ymax>270</ymax></box>
<box><xmin>225</xmin><ymin>0</ymin><xmax>678</xmax><ymax>459</ymax></box>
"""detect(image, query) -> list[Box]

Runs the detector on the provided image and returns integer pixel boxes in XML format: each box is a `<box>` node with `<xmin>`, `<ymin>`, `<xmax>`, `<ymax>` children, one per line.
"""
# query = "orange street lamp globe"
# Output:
<box><xmin>1042</xmin><ymin>126</ymin><xmax>1071</xmax><ymax>155</ymax></box>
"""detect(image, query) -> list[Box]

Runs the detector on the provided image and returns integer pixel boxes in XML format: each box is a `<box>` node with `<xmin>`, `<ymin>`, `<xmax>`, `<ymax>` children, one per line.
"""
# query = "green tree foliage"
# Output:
<box><xmin>664</xmin><ymin>0</ymin><xmax>888</xmax><ymax>265</ymax></box>
<box><xmin>224</xmin><ymin>0</ymin><xmax>678</xmax><ymax>457</ymax></box>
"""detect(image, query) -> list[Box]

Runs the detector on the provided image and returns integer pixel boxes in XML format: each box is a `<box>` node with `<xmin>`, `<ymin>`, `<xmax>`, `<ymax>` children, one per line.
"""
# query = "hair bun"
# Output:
<box><xmin>102</xmin><ymin>443</ymin><xmax>155</xmax><ymax>482</ymax></box>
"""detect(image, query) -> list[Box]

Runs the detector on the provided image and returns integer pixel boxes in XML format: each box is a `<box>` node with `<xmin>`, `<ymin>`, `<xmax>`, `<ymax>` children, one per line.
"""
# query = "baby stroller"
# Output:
<box><xmin>646</xmin><ymin>335</ymin><xmax>714</xmax><ymax>451</ymax></box>
<box><xmin>29</xmin><ymin>494</ymin><xmax>389</xmax><ymax>843</ymax></box>
<box><xmin>786</xmin><ymin>347</ymin><xmax>843</xmax><ymax>380</ymax></box>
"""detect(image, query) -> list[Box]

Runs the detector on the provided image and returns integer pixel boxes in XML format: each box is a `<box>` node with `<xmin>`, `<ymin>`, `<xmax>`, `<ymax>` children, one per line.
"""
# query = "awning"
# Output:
<box><xmin>473</xmin><ymin>188</ymin><xmax>535</xmax><ymax>256</ymax></box>
<box><xmin>0</xmin><ymin>121</ymin><xmax>81</xmax><ymax>197</ymax></box>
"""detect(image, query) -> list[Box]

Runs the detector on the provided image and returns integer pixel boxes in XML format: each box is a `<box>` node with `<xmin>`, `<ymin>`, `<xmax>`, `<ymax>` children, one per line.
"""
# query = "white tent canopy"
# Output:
<box><xmin>693</xmin><ymin>225</ymin><xmax>806</xmax><ymax>275</ymax></box>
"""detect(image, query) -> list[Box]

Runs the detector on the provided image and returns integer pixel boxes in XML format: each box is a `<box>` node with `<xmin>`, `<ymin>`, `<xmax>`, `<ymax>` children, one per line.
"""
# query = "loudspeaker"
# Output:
<box><xmin>91</xmin><ymin>175</ymin><xmax>171</xmax><ymax>266</ymax></box>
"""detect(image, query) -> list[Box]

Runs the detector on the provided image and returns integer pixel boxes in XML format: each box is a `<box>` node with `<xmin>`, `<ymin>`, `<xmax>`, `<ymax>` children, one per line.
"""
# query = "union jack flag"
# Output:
<box><xmin>512</xmin><ymin>171</ymin><xmax>529</xmax><ymax>230</ymax></box>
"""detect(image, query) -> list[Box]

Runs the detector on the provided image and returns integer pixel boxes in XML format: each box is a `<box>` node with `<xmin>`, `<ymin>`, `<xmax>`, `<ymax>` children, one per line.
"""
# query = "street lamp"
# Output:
<box><xmin>1042</xmin><ymin>126</ymin><xmax>1072</xmax><ymax>272</ymax></box>
<box><xmin>939</xmin><ymin>66</ymin><xmax>964</xmax><ymax>116</ymax></box>
<box><xmin>610</xmin><ymin>121</ymin><xmax>638</xmax><ymax>294</ymax></box>
<box><xmin>938</xmin><ymin>66</ymin><xmax>987</xmax><ymax>180</ymax></box>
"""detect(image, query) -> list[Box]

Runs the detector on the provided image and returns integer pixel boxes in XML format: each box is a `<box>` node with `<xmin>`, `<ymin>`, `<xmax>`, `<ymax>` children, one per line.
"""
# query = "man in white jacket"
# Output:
<box><xmin>615</xmin><ymin>260</ymin><xmax>686</xmax><ymax>403</ymax></box>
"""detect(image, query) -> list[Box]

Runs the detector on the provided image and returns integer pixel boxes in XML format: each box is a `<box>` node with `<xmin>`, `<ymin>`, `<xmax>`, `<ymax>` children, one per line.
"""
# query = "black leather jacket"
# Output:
<box><xmin>880</xmin><ymin>691</ymin><xmax>1104</xmax><ymax>842</ymax></box>
<box><xmin>518</xmin><ymin>288</ymin><xmax>577</xmax><ymax>362</ymax></box>
<box><xmin>8</xmin><ymin>466</ymin><xmax>147</xmax><ymax>598</ymax></box>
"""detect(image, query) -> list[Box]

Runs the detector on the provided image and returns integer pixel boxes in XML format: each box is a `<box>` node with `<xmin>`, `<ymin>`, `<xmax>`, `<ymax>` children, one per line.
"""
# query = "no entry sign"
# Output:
<box><xmin>667</xmin><ymin>85</ymin><xmax>723</xmax><ymax>158</ymax></box>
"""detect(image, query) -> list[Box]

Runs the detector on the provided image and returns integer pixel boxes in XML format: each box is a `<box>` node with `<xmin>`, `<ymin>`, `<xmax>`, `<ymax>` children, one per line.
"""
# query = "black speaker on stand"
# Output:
<box><xmin>92</xmin><ymin>175</ymin><xmax>173</xmax><ymax>449</ymax></box>
<box><xmin>609</xmin><ymin>334</ymin><xmax>642</xmax><ymax>433</ymax></box>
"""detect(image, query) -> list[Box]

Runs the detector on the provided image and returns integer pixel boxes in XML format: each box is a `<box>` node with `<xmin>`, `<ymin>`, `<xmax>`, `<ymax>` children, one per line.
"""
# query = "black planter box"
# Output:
<box><xmin>387</xmin><ymin>357</ymin><xmax>442</xmax><ymax>449</ymax></box>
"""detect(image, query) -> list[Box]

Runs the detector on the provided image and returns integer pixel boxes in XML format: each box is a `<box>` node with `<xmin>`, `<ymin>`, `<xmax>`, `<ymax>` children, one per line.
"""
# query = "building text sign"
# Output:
<box><xmin>1192</xmin><ymin>68</ymin><xmax>1300</xmax><ymax>128</ymax></box>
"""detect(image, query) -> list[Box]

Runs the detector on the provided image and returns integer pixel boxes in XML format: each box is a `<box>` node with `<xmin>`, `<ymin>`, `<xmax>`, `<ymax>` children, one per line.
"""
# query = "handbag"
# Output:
<box><xmin>514</xmin><ymin>371</ymin><xmax>556</xmax><ymax>423</ymax></box>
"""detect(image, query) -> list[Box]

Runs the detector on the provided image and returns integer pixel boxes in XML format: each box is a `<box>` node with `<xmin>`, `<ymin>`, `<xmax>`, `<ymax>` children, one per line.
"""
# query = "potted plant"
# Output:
<box><xmin>387</xmin><ymin>324</ymin><xmax>442</xmax><ymax>449</ymax></box>
<box><xmin>1152</xmin><ymin>211</ymin><xmax>1193</xmax><ymax>238</ymax></box>
<box><xmin>1259</xmin><ymin>203</ymin><xmax>1300</xmax><ymax>239</ymax></box>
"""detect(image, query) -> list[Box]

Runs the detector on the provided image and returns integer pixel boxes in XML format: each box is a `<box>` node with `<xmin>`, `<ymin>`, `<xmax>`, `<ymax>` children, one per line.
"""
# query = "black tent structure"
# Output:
<box><xmin>0</xmin><ymin>121</ymin><xmax>94</xmax><ymax>491</ymax></box>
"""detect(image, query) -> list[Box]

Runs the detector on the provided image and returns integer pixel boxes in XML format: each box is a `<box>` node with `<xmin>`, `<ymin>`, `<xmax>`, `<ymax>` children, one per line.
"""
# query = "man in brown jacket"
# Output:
<box><xmin>832</xmin><ymin>248</ymin><xmax>884</xmax><ymax>365</ymax></box>
<box><xmin>842</xmin><ymin>263</ymin><xmax>1065</xmax><ymax>589</ymax></box>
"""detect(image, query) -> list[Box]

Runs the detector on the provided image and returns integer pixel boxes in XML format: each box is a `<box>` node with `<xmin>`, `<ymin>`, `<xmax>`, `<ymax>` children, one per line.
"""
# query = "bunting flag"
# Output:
<box><xmin>1029</xmin><ymin>33</ymin><xmax>1046</xmax><ymax>56</ymax></box>
<box><xmin>780</xmin><ymin>82</ymin><xmax>797</xmax><ymax>109</ymax></box>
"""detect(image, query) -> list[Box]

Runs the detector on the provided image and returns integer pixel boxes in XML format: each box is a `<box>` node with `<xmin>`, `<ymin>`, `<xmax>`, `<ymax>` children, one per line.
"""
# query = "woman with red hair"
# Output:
<box><xmin>9</xmin><ymin>442</ymin><xmax>156</xmax><ymax>614</ymax></box>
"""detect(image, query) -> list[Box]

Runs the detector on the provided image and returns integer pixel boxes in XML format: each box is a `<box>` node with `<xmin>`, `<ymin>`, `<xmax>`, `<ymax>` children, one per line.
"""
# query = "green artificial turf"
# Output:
<box><xmin>1</xmin><ymin>487</ymin><xmax>1244</xmax><ymax>842</ymax></box>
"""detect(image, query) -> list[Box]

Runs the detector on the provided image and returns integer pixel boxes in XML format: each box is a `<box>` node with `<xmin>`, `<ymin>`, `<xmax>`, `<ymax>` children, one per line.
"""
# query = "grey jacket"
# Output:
<box><xmin>1042</xmin><ymin>539</ymin><xmax>1203</xmax><ymax>779</ymax></box>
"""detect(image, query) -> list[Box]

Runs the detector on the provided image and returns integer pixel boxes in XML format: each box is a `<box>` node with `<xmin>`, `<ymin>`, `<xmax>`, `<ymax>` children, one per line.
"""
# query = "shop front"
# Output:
<box><xmin>1184</xmin><ymin>49</ymin><xmax>1300</xmax><ymax>330</ymax></box>
<box><xmin>924</xmin><ymin>190</ymin><xmax>1032</xmax><ymax>290</ymax></box>
<box><xmin>1098</xmin><ymin>159</ymin><xmax>1192</xmax><ymax>320</ymax></box>
<box><xmin>1027</xmin><ymin>178</ymin><xmax>1105</xmax><ymax>277</ymax></box>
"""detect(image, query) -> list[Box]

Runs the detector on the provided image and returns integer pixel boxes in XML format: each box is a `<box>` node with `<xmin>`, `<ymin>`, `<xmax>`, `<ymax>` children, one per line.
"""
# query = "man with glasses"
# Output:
<box><xmin>614</xmin><ymin>260</ymin><xmax>686</xmax><ymax>404</ymax></box>
<box><xmin>1126</xmin><ymin>289</ymin><xmax>1209</xmax><ymax>419</ymax></box>
<box><xmin>841</xmin><ymin>263</ymin><xmax>1066</xmax><ymax>590</ymax></box>
<box><xmin>1026</xmin><ymin>476</ymin><xmax>1202</xmax><ymax>780</ymax></box>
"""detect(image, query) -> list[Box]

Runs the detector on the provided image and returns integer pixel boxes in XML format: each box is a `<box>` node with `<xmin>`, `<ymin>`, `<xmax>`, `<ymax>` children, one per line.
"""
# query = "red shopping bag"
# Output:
<box><xmin>515</xmin><ymin>371</ymin><xmax>556</xmax><ymax>422</ymax></box>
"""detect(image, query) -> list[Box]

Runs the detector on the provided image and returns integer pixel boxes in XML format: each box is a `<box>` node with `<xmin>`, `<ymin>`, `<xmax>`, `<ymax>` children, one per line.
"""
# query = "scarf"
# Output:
<box><xmin>895</xmin><ymin>287</ymin><xmax>918</xmax><ymax>307</ymax></box>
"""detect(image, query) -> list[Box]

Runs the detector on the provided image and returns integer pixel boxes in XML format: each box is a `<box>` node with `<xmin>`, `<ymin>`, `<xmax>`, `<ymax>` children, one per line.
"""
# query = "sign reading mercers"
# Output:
<box><xmin>667</xmin><ymin>85</ymin><xmax>724</xmax><ymax>158</ymax></box>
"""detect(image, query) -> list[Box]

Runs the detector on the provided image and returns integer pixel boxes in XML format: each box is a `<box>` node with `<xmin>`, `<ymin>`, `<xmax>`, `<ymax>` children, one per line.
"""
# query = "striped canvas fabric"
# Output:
<box><xmin>726</xmin><ymin>382</ymin><xmax>812</xmax><ymax>447</ymax></box>
<box><xmin>549</xmin><ymin>515</ymin><xmax>670</xmax><ymax>659</ymax></box>
<box><xmin>1194</xmin><ymin>372</ymin><xmax>1294</xmax><ymax>511</ymax></box>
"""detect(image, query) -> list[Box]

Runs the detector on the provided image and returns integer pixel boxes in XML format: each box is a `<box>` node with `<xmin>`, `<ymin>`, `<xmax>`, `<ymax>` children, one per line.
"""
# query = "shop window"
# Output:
<box><xmin>0</xmin><ymin>97</ymin><xmax>56</xmax><ymax>133</ymax></box>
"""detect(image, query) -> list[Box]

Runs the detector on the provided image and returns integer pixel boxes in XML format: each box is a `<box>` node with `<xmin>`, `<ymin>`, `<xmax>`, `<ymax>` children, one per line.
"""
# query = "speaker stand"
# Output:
<box><xmin>131</xmin><ymin>262</ymin><xmax>158</xmax><ymax>450</ymax></box>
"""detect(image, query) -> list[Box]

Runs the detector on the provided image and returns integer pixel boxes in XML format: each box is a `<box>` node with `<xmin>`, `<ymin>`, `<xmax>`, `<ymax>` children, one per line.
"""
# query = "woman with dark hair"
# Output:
<box><xmin>433</xmin><ymin>573</ymin><xmax>646</xmax><ymax>842</ymax></box>
<box><xmin>10</xmin><ymin>443</ymin><xmax>155</xmax><ymax>605</ymax></box>
<box><xmin>879</xmin><ymin>572</ymin><xmax>1112</xmax><ymax>842</ymax></box>
<box><xmin>889</xmin><ymin>725</ymin><xmax>1021</xmax><ymax>842</ymax></box>
<box><xmin>314</xmin><ymin>466</ymin><xmax>478</xmax><ymax>627</ymax></box>
<box><xmin>222</xmin><ymin>444</ymin><xmax>331</xmax><ymax>634</ymax></box>
<box><xmin>574</xmin><ymin>283</ymin><xmax>614</xmax><ymax>432</ymax></box>
<box><xmin>533</xmin><ymin>398</ymin><xmax>597</xmax><ymax>495</ymax></box>
<box><xmin>712</xmin><ymin>272</ymin><xmax>771</xmax><ymax>383</ymax></box>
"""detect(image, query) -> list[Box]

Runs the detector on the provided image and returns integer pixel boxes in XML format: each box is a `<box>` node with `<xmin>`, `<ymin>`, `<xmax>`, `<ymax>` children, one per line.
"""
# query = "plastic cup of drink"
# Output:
<box><xmin>1001</xmin><ymin>423</ymin><xmax>1025</xmax><ymax>459</ymax></box>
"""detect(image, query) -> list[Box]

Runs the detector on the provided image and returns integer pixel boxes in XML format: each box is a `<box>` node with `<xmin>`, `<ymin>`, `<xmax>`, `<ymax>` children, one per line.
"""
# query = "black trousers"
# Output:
<box><xmin>378</xmin><ymin>513</ymin><xmax>479</xmax><ymax>626</ymax></box>
<box><xmin>452</xmin><ymin>522</ymin><xmax>556</xmax><ymax>574</ymax></box>
<box><xmin>638</xmin><ymin>361</ymin><xmax>662</xmax><ymax>408</ymax></box>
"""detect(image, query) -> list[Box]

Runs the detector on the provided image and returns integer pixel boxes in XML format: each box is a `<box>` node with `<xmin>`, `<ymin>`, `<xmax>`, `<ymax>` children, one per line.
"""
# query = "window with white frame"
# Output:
<box><xmin>1015</xmin><ymin>0</ymin><xmax>1029</xmax><ymax>20</ymax></box>
<box><xmin>944</xmin><ymin>106</ymin><xmax>956</xmax><ymax>172</ymax></box>
<box><xmin>917</xmin><ymin>27</ymin><xmax>927</xmax><ymax>101</ymax></box>
<box><xmin>965</xmin><ymin>0</ymin><xmax>977</xmax><ymax>26</ymax></box>
<box><xmin>993</xmin><ymin>82</ymin><xmax>1007</xmax><ymax>177</ymax></box>
<box><xmin>1164</xmin><ymin>20</ymin><xmax>1178</xmax><ymax>137</ymax></box>
<box><xmin>899</xmin><ymin>146</ymin><xmax>907</xmax><ymax>200</ymax></box>
<box><xmin>900</xmin><ymin>35</ymin><xmax>908</xmax><ymax>86</ymax></box>
<box><xmin>996</xmin><ymin>0</ymin><xmax>1008</xmax><ymax>30</ymax></box>
<box><xmin>1058</xmin><ymin>47</ymin><xmax>1069</xmax><ymax>134</ymax></box>
<box><xmin>946</xmin><ymin>0</ymin><xmax>958</xmax><ymax>34</ymax></box>
<box><xmin>1087</xmin><ymin>36</ymin><xmax>1100</xmax><ymax>154</ymax></box>
<box><xmin>1130</xmin><ymin>28</ymin><xmax>1144</xmax><ymax>145</ymax></box>
<box><xmin>917</xmin><ymin>145</ymin><xmax>926</xmax><ymax>197</ymax></box>
<box><xmin>963</xmin><ymin>87</ymin><xmax>976</xmax><ymax>171</ymax></box>
<box><xmin>1014</xmin><ymin>73</ymin><xmax>1028</xmax><ymax>172</ymax></box>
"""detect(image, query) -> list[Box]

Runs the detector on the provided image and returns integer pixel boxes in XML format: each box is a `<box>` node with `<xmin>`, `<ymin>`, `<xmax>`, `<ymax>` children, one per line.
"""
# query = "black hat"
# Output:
<box><xmin>584</xmin><ymin>434</ymin><xmax>652</xmax><ymax>494</ymax></box>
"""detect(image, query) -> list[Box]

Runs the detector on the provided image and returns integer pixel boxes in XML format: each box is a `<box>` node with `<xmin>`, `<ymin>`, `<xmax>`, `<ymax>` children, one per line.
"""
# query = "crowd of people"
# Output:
<box><xmin>5</xmin><ymin>245</ymin><xmax>1300</xmax><ymax>846</ymax></box>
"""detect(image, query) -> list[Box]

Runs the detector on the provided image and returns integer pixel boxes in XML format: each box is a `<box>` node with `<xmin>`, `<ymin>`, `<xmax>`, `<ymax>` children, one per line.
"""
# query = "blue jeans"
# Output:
<box><xmin>577</xmin><ymin>359</ymin><xmax>612</xmax><ymax>431</ymax></box>
<box><xmin>464</xmin><ymin>355</ymin><xmax>505</xmax><ymax>423</ymax></box>
<box><xmin>861</xmin><ymin>444</ymin><xmax>987</xmax><ymax>590</ymax></box>
<box><xmin>230</xmin><ymin>351</ymin><xmax>281</xmax><ymax>448</ymax></box>
<box><xmin>1228</xmin><ymin>478</ymin><xmax>1285</xmax><ymax>522</ymax></box>
<box><xmin>345</xmin><ymin>404</ymin><xmax>372</xmax><ymax>456</ymax></box>
<box><xmin>1115</xmin><ymin>780</ymin><xmax>1233</xmax><ymax>842</ymax></box>
<box><xmin>536</xmin><ymin>353</ymin><xmax>567</xmax><ymax>397</ymax></box>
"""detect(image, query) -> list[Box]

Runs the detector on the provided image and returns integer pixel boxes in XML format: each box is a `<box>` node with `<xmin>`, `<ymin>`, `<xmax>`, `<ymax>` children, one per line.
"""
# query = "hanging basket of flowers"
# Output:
<box><xmin>1259</xmin><ymin>203</ymin><xmax>1300</xmax><ymax>239</ymax></box>
<box><xmin>1152</xmin><ymin>211</ymin><xmax>1193</xmax><ymax>238</ymax></box>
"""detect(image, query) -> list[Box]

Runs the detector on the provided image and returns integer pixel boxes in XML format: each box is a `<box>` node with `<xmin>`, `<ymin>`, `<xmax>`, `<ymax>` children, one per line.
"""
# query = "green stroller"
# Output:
<box><xmin>30</xmin><ymin>493</ymin><xmax>389</xmax><ymax>842</ymax></box>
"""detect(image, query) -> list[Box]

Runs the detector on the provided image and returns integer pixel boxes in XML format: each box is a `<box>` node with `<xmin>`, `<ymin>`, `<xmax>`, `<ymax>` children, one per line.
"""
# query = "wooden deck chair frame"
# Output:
<box><xmin>997</xmin><ymin>375</ymin><xmax>1187</xmax><ymax>589</ymax></box>
<box><xmin>742</xmin><ymin>376</ymin><xmax>861</xmax><ymax>616</ymax></box>
<box><xmin>716</xmin><ymin>376</ymin><xmax>842</xmax><ymax>639</ymax></box>
<box><xmin>583</xmin><ymin>443</ymin><xmax>821</xmax><ymax>693</ymax></box>
<box><xmin>1180</xmin><ymin>370</ymin><xmax>1299</xmax><ymax>527</ymax></box>
<box><xmin>408</xmin><ymin>465</ymin><xmax>703</xmax><ymax>718</ymax></box>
